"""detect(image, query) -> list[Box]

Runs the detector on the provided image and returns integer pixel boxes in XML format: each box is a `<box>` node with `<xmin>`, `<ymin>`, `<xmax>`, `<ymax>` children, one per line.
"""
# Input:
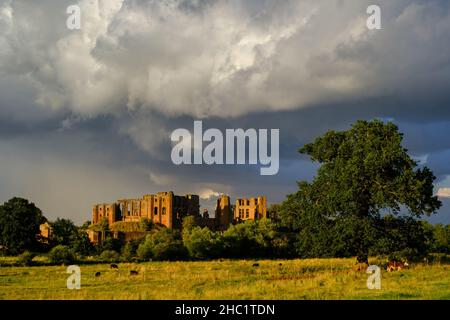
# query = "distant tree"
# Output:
<box><xmin>221</xmin><ymin>219</ymin><xmax>287</xmax><ymax>258</ymax></box>
<box><xmin>121</xmin><ymin>242</ymin><xmax>134</xmax><ymax>262</ymax></box>
<box><xmin>422</xmin><ymin>222</ymin><xmax>450</xmax><ymax>254</ymax></box>
<box><xmin>97</xmin><ymin>236</ymin><xmax>124</xmax><ymax>254</ymax></box>
<box><xmin>48</xmin><ymin>245</ymin><xmax>76</xmax><ymax>265</ymax></box>
<box><xmin>99</xmin><ymin>250</ymin><xmax>120</xmax><ymax>262</ymax></box>
<box><xmin>433</xmin><ymin>224</ymin><xmax>450</xmax><ymax>253</ymax></box>
<box><xmin>50</xmin><ymin>218</ymin><xmax>78</xmax><ymax>246</ymax></box>
<box><xmin>137</xmin><ymin>228</ymin><xmax>187</xmax><ymax>261</ymax></box>
<box><xmin>80</xmin><ymin>221</ymin><xmax>91</xmax><ymax>230</ymax></box>
<box><xmin>183</xmin><ymin>226</ymin><xmax>223</xmax><ymax>260</ymax></box>
<box><xmin>280</xmin><ymin>120</ymin><xmax>442</xmax><ymax>263</ymax></box>
<box><xmin>0</xmin><ymin>197</ymin><xmax>46</xmax><ymax>255</ymax></box>
<box><xmin>71</xmin><ymin>232</ymin><xmax>94</xmax><ymax>256</ymax></box>
<box><xmin>182</xmin><ymin>215</ymin><xmax>196</xmax><ymax>235</ymax></box>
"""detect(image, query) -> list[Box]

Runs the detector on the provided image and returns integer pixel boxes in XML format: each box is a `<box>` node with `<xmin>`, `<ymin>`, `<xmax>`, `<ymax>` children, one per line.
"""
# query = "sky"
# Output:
<box><xmin>0</xmin><ymin>0</ymin><xmax>450</xmax><ymax>225</ymax></box>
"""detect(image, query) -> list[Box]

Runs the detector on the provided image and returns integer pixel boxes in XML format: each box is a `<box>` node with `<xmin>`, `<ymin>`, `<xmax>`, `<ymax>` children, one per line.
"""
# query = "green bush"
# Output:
<box><xmin>120</xmin><ymin>242</ymin><xmax>134</xmax><ymax>262</ymax></box>
<box><xmin>183</xmin><ymin>226</ymin><xmax>223</xmax><ymax>260</ymax></box>
<box><xmin>17</xmin><ymin>251</ymin><xmax>35</xmax><ymax>266</ymax></box>
<box><xmin>48</xmin><ymin>245</ymin><xmax>76</xmax><ymax>265</ymax></box>
<box><xmin>137</xmin><ymin>228</ymin><xmax>188</xmax><ymax>261</ymax></box>
<box><xmin>97</xmin><ymin>236</ymin><xmax>124</xmax><ymax>254</ymax></box>
<box><xmin>136</xmin><ymin>237</ymin><xmax>153</xmax><ymax>261</ymax></box>
<box><xmin>222</xmin><ymin>219</ymin><xmax>285</xmax><ymax>258</ymax></box>
<box><xmin>99</xmin><ymin>250</ymin><xmax>120</xmax><ymax>262</ymax></box>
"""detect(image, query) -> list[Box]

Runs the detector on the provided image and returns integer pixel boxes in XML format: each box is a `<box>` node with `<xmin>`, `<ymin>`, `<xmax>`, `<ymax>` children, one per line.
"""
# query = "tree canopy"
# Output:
<box><xmin>0</xmin><ymin>197</ymin><xmax>46</xmax><ymax>255</ymax></box>
<box><xmin>280</xmin><ymin>120</ymin><xmax>442</xmax><ymax>262</ymax></box>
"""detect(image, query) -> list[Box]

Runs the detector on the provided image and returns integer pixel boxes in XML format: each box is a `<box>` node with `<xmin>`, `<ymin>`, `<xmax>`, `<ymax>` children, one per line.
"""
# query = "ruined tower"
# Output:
<box><xmin>215</xmin><ymin>195</ymin><xmax>232</xmax><ymax>230</ymax></box>
<box><xmin>234</xmin><ymin>196</ymin><xmax>267</xmax><ymax>222</ymax></box>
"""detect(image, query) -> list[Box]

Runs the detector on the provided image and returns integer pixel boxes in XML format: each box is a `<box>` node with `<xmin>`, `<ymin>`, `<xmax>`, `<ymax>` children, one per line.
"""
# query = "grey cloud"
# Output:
<box><xmin>1</xmin><ymin>0</ymin><xmax>450</xmax><ymax>224</ymax></box>
<box><xmin>2</xmin><ymin>0</ymin><xmax>450</xmax><ymax>119</ymax></box>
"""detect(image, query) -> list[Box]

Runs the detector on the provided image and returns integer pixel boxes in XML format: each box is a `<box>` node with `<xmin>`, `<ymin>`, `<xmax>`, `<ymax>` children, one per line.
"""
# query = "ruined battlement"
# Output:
<box><xmin>89</xmin><ymin>191</ymin><xmax>267</xmax><ymax>244</ymax></box>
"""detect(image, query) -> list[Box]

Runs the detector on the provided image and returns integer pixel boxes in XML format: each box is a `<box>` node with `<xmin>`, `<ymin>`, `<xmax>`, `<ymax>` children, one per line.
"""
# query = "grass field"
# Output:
<box><xmin>1</xmin><ymin>257</ymin><xmax>449</xmax><ymax>300</ymax></box>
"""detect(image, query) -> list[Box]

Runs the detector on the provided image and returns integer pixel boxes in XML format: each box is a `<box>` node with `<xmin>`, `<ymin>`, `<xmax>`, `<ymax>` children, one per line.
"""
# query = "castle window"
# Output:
<box><xmin>154</xmin><ymin>207</ymin><xmax>158</xmax><ymax>215</ymax></box>
<box><xmin>162</xmin><ymin>207</ymin><xmax>166</xmax><ymax>215</ymax></box>
<box><xmin>246</xmin><ymin>209</ymin><xmax>249</xmax><ymax>218</ymax></box>
<box><xmin>247</xmin><ymin>200</ymin><xmax>250</xmax><ymax>205</ymax></box>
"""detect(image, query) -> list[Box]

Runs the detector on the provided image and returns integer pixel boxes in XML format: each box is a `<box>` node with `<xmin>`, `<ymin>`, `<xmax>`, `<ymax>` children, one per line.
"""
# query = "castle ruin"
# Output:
<box><xmin>88</xmin><ymin>191</ymin><xmax>267</xmax><ymax>244</ymax></box>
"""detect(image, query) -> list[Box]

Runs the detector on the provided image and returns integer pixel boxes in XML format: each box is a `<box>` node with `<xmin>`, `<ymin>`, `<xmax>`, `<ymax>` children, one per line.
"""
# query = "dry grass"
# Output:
<box><xmin>0</xmin><ymin>257</ymin><xmax>449</xmax><ymax>300</ymax></box>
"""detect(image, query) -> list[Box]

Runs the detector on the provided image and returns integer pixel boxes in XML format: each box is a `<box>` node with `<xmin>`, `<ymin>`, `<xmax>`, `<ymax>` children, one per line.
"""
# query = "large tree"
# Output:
<box><xmin>281</xmin><ymin>120</ymin><xmax>441</xmax><ymax>263</ymax></box>
<box><xmin>0</xmin><ymin>197</ymin><xmax>46</xmax><ymax>255</ymax></box>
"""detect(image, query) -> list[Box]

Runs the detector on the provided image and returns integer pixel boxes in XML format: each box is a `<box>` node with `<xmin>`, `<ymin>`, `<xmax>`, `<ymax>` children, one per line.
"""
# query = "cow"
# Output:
<box><xmin>252</xmin><ymin>263</ymin><xmax>260</xmax><ymax>267</ymax></box>
<box><xmin>130</xmin><ymin>270</ymin><xmax>139</xmax><ymax>276</ymax></box>
<box><xmin>386</xmin><ymin>260</ymin><xmax>409</xmax><ymax>272</ymax></box>
<box><xmin>110</xmin><ymin>264</ymin><xmax>119</xmax><ymax>269</ymax></box>
<box><xmin>95</xmin><ymin>272</ymin><xmax>101</xmax><ymax>277</ymax></box>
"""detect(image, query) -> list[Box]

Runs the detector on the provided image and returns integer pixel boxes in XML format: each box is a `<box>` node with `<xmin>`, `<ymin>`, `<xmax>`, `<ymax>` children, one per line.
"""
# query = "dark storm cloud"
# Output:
<box><xmin>1</xmin><ymin>0</ymin><xmax>450</xmax><ymax>223</ymax></box>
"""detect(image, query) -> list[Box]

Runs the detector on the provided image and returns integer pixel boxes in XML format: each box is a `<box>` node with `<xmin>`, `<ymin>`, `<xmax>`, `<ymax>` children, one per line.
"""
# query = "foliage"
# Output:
<box><xmin>183</xmin><ymin>226</ymin><xmax>223</xmax><ymax>259</ymax></box>
<box><xmin>280</xmin><ymin>120</ymin><xmax>442</xmax><ymax>262</ymax></box>
<box><xmin>137</xmin><ymin>228</ymin><xmax>188</xmax><ymax>261</ymax></box>
<box><xmin>139</xmin><ymin>218</ymin><xmax>154</xmax><ymax>232</ymax></box>
<box><xmin>110</xmin><ymin>221</ymin><xmax>148</xmax><ymax>233</ymax></box>
<box><xmin>182</xmin><ymin>215</ymin><xmax>197</xmax><ymax>235</ymax></box>
<box><xmin>97</xmin><ymin>236</ymin><xmax>124</xmax><ymax>253</ymax></box>
<box><xmin>17</xmin><ymin>251</ymin><xmax>35</xmax><ymax>266</ymax></box>
<box><xmin>120</xmin><ymin>242</ymin><xmax>134</xmax><ymax>262</ymax></box>
<box><xmin>89</xmin><ymin>218</ymin><xmax>109</xmax><ymax>232</ymax></box>
<box><xmin>80</xmin><ymin>221</ymin><xmax>92</xmax><ymax>230</ymax></box>
<box><xmin>0</xmin><ymin>197</ymin><xmax>46</xmax><ymax>255</ymax></box>
<box><xmin>99</xmin><ymin>250</ymin><xmax>120</xmax><ymax>262</ymax></box>
<box><xmin>221</xmin><ymin>219</ymin><xmax>293</xmax><ymax>258</ymax></box>
<box><xmin>370</xmin><ymin>215</ymin><xmax>431</xmax><ymax>261</ymax></box>
<box><xmin>50</xmin><ymin>218</ymin><xmax>78</xmax><ymax>246</ymax></box>
<box><xmin>71</xmin><ymin>232</ymin><xmax>94</xmax><ymax>256</ymax></box>
<box><xmin>48</xmin><ymin>245</ymin><xmax>76</xmax><ymax>265</ymax></box>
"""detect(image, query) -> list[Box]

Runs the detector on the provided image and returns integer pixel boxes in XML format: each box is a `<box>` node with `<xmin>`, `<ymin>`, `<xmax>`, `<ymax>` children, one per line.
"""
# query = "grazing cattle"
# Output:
<box><xmin>386</xmin><ymin>260</ymin><xmax>409</xmax><ymax>272</ymax></box>
<box><xmin>279</xmin><ymin>263</ymin><xmax>283</xmax><ymax>266</ymax></box>
<box><xmin>110</xmin><ymin>264</ymin><xmax>119</xmax><ymax>269</ymax></box>
<box><xmin>95</xmin><ymin>272</ymin><xmax>101</xmax><ymax>277</ymax></box>
<box><xmin>130</xmin><ymin>270</ymin><xmax>139</xmax><ymax>276</ymax></box>
<box><xmin>252</xmin><ymin>263</ymin><xmax>259</xmax><ymax>267</ymax></box>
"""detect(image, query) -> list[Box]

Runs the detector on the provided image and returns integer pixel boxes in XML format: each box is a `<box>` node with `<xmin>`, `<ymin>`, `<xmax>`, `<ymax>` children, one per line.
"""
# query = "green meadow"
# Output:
<box><xmin>1</xmin><ymin>257</ymin><xmax>449</xmax><ymax>300</ymax></box>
